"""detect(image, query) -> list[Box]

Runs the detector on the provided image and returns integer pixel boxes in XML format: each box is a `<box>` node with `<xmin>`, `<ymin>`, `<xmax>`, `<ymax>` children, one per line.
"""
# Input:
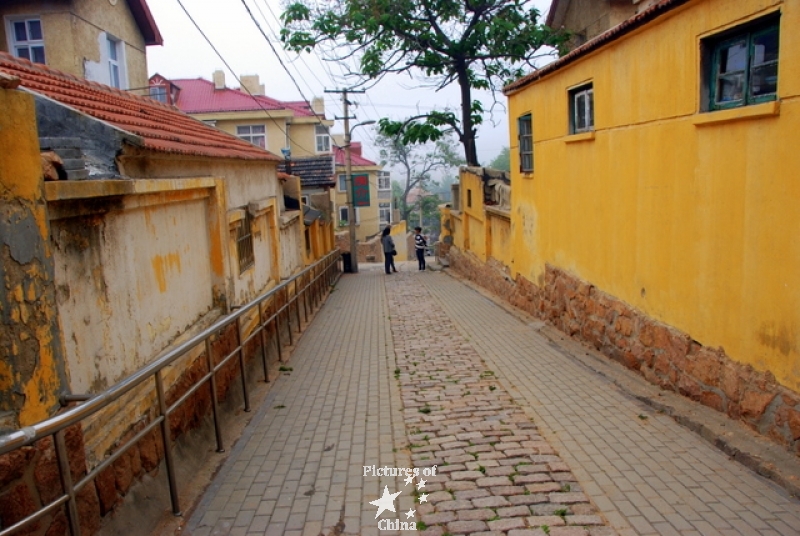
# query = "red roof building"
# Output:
<box><xmin>0</xmin><ymin>52</ymin><xmax>280</xmax><ymax>162</ymax></box>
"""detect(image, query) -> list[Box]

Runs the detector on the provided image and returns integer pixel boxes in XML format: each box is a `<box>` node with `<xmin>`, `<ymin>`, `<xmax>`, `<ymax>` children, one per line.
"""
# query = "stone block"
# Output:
<box><xmin>740</xmin><ymin>391</ymin><xmax>777</xmax><ymax>421</ymax></box>
<box><xmin>0</xmin><ymin>447</ymin><xmax>34</xmax><ymax>486</ymax></box>
<box><xmin>95</xmin><ymin>466</ymin><xmax>119</xmax><ymax>514</ymax></box>
<box><xmin>0</xmin><ymin>483</ymin><xmax>38</xmax><ymax>533</ymax></box>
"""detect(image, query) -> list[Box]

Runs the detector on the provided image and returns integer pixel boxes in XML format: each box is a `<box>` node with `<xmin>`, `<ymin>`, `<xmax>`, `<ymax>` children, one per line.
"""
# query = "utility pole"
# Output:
<box><xmin>326</xmin><ymin>88</ymin><xmax>365</xmax><ymax>274</ymax></box>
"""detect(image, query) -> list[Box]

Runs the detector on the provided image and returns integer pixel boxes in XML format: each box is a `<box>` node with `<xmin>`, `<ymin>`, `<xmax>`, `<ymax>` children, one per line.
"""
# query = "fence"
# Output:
<box><xmin>0</xmin><ymin>251</ymin><xmax>341</xmax><ymax>536</ymax></box>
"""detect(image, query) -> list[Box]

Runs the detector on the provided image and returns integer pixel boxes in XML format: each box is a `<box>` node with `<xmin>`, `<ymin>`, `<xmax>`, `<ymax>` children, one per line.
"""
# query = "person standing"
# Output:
<box><xmin>381</xmin><ymin>226</ymin><xmax>397</xmax><ymax>274</ymax></box>
<box><xmin>414</xmin><ymin>226</ymin><xmax>427</xmax><ymax>271</ymax></box>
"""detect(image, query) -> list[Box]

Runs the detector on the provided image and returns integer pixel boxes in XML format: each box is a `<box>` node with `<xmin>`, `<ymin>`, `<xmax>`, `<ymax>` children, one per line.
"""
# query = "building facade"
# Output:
<box><xmin>447</xmin><ymin>0</ymin><xmax>800</xmax><ymax>451</ymax></box>
<box><xmin>0</xmin><ymin>0</ymin><xmax>161</xmax><ymax>90</ymax></box>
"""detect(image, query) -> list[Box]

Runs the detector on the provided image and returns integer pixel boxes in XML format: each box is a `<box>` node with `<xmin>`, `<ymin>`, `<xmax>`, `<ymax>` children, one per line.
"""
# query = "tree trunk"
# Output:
<box><xmin>456</xmin><ymin>62</ymin><xmax>479</xmax><ymax>167</ymax></box>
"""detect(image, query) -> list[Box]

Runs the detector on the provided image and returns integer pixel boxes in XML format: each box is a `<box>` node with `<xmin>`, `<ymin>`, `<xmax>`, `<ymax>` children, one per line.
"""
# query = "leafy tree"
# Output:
<box><xmin>281</xmin><ymin>0</ymin><xmax>566</xmax><ymax>166</ymax></box>
<box><xmin>376</xmin><ymin>132</ymin><xmax>463</xmax><ymax>224</ymax></box>
<box><xmin>488</xmin><ymin>146</ymin><xmax>511</xmax><ymax>172</ymax></box>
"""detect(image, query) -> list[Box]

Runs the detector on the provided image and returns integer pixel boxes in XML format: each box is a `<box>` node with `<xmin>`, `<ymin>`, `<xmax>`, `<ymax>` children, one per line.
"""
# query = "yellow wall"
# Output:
<box><xmin>191</xmin><ymin>113</ymin><xmax>332</xmax><ymax>159</ymax></box>
<box><xmin>507</xmin><ymin>0</ymin><xmax>800</xmax><ymax>391</ymax></box>
<box><xmin>0</xmin><ymin>0</ymin><xmax>149</xmax><ymax>89</ymax></box>
<box><xmin>333</xmin><ymin>167</ymin><xmax>384</xmax><ymax>241</ymax></box>
<box><xmin>0</xmin><ymin>83</ymin><xmax>67</xmax><ymax>425</ymax></box>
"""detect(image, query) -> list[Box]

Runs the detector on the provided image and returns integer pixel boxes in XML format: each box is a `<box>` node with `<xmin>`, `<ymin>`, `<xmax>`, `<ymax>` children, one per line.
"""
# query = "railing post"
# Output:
<box><xmin>258</xmin><ymin>301</ymin><xmax>270</xmax><ymax>383</ymax></box>
<box><xmin>302</xmin><ymin>273</ymin><xmax>309</xmax><ymax>323</ymax></box>
<box><xmin>155</xmin><ymin>371</ymin><xmax>181</xmax><ymax>516</ymax></box>
<box><xmin>294</xmin><ymin>279</ymin><xmax>302</xmax><ymax>332</ymax></box>
<box><xmin>205</xmin><ymin>337</ymin><xmax>225</xmax><ymax>453</ymax></box>
<box><xmin>285</xmin><ymin>286</ymin><xmax>294</xmax><ymax>347</ymax></box>
<box><xmin>236</xmin><ymin>315</ymin><xmax>251</xmax><ymax>412</ymax></box>
<box><xmin>54</xmin><ymin>429</ymin><xmax>82</xmax><ymax>536</ymax></box>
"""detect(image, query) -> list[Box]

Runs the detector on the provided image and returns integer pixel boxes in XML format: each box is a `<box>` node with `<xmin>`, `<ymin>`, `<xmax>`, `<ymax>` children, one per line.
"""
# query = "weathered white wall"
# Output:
<box><xmin>279</xmin><ymin>212</ymin><xmax>304</xmax><ymax>279</ymax></box>
<box><xmin>51</xmin><ymin>193</ymin><xmax>214</xmax><ymax>393</ymax></box>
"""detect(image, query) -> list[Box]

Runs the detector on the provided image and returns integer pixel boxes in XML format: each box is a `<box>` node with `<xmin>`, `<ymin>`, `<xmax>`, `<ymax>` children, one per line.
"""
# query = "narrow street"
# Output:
<box><xmin>183</xmin><ymin>263</ymin><xmax>800</xmax><ymax>536</ymax></box>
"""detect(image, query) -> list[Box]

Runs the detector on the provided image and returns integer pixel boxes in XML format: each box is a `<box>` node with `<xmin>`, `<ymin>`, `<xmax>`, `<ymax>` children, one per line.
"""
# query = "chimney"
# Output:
<box><xmin>311</xmin><ymin>97</ymin><xmax>325</xmax><ymax>115</ymax></box>
<box><xmin>212</xmin><ymin>69</ymin><xmax>225</xmax><ymax>90</ymax></box>
<box><xmin>351</xmin><ymin>142</ymin><xmax>362</xmax><ymax>157</ymax></box>
<box><xmin>240</xmin><ymin>74</ymin><xmax>264</xmax><ymax>96</ymax></box>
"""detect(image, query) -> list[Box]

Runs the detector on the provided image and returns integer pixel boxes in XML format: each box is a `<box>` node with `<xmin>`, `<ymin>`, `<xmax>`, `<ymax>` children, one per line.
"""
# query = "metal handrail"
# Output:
<box><xmin>0</xmin><ymin>250</ymin><xmax>341</xmax><ymax>536</ymax></box>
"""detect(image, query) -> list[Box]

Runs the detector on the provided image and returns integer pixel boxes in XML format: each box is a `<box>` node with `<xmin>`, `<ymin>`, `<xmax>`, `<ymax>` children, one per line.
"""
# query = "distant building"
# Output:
<box><xmin>150</xmin><ymin>71</ymin><xmax>334</xmax><ymax>161</ymax></box>
<box><xmin>546</xmin><ymin>0</ymin><xmax>660</xmax><ymax>50</ymax></box>
<box><xmin>332</xmin><ymin>143</ymin><xmax>390</xmax><ymax>241</ymax></box>
<box><xmin>0</xmin><ymin>0</ymin><xmax>162</xmax><ymax>89</ymax></box>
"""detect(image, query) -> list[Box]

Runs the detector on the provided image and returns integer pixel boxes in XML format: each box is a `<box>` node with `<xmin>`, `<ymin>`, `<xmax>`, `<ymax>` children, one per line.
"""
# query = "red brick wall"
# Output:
<box><xmin>449</xmin><ymin>247</ymin><xmax>800</xmax><ymax>454</ymax></box>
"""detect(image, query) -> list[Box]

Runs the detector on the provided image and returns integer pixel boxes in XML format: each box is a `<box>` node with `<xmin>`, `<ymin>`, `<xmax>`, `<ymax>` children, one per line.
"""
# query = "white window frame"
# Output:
<box><xmin>150</xmin><ymin>85</ymin><xmax>167</xmax><ymax>103</ymax></box>
<box><xmin>377</xmin><ymin>171</ymin><xmax>391</xmax><ymax>191</ymax></box>
<box><xmin>338</xmin><ymin>205</ymin><xmax>360</xmax><ymax>225</ymax></box>
<box><xmin>338</xmin><ymin>173</ymin><xmax>347</xmax><ymax>192</ymax></box>
<box><xmin>7</xmin><ymin>16</ymin><xmax>46</xmax><ymax>64</ymax></box>
<box><xmin>107</xmin><ymin>35</ymin><xmax>123</xmax><ymax>89</ymax></box>
<box><xmin>315</xmin><ymin>124</ymin><xmax>331</xmax><ymax>153</ymax></box>
<box><xmin>379</xmin><ymin>202</ymin><xmax>391</xmax><ymax>226</ymax></box>
<box><xmin>237</xmin><ymin>125</ymin><xmax>267</xmax><ymax>149</ymax></box>
<box><xmin>569</xmin><ymin>83</ymin><xmax>594</xmax><ymax>134</ymax></box>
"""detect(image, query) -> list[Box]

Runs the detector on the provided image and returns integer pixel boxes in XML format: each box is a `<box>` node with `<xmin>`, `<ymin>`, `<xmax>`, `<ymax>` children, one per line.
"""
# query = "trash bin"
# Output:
<box><xmin>342</xmin><ymin>252</ymin><xmax>352</xmax><ymax>273</ymax></box>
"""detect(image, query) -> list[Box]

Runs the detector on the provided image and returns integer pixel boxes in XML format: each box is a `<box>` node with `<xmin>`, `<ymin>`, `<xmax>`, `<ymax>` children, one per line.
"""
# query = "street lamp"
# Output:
<box><xmin>344</xmin><ymin>119</ymin><xmax>375</xmax><ymax>274</ymax></box>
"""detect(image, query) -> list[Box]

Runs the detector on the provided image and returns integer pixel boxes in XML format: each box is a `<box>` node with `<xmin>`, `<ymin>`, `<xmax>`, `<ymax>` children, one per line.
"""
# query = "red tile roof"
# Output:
<box><xmin>171</xmin><ymin>77</ymin><xmax>320</xmax><ymax>117</ymax></box>
<box><xmin>333</xmin><ymin>146</ymin><xmax>376</xmax><ymax>167</ymax></box>
<box><xmin>504</xmin><ymin>0</ymin><xmax>690</xmax><ymax>94</ymax></box>
<box><xmin>0</xmin><ymin>52</ymin><xmax>281</xmax><ymax>162</ymax></box>
<box><xmin>128</xmin><ymin>0</ymin><xmax>163</xmax><ymax>46</ymax></box>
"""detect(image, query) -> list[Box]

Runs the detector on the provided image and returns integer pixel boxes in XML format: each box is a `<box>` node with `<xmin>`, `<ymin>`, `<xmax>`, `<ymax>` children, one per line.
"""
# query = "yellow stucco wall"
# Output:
<box><xmin>333</xmin><ymin>168</ymin><xmax>384</xmax><ymax>241</ymax></box>
<box><xmin>0</xmin><ymin>84</ymin><xmax>67</xmax><ymax>426</ymax></box>
<box><xmin>0</xmin><ymin>0</ymin><xmax>149</xmax><ymax>89</ymax></box>
<box><xmin>507</xmin><ymin>0</ymin><xmax>800</xmax><ymax>391</ymax></box>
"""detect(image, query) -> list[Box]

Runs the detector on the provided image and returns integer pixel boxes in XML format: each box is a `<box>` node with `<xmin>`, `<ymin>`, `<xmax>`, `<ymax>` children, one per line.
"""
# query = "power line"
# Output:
<box><xmin>174</xmin><ymin>0</ymin><xmax>318</xmax><ymax>155</ymax></box>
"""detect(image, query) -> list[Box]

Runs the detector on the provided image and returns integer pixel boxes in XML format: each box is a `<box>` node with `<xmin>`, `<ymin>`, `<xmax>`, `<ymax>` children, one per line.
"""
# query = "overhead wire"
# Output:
<box><xmin>174</xmin><ymin>0</ymin><xmax>318</xmax><ymax>155</ymax></box>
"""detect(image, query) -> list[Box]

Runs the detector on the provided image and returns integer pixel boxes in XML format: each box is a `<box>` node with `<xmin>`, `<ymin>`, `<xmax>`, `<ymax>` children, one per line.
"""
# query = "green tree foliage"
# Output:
<box><xmin>488</xmin><ymin>146</ymin><xmax>511</xmax><ymax>172</ymax></box>
<box><xmin>281</xmin><ymin>0</ymin><xmax>566</xmax><ymax>166</ymax></box>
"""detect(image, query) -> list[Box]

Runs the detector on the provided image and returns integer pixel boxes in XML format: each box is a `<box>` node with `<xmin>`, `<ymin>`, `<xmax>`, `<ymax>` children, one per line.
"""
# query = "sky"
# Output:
<box><xmin>145</xmin><ymin>0</ymin><xmax>555</xmax><ymax>167</ymax></box>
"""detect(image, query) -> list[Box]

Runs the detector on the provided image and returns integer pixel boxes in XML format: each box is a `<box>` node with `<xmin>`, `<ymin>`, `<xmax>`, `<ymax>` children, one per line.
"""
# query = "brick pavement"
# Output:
<box><xmin>422</xmin><ymin>272</ymin><xmax>800</xmax><ymax>536</ymax></box>
<box><xmin>184</xmin><ymin>264</ymin><xmax>800</xmax><ymax>536</ymax></box>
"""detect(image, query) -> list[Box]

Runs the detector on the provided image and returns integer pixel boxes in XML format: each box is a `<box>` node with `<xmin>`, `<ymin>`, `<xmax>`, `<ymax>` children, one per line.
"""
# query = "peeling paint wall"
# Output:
<box><xmin>0</xmin><ymin>85</ymin><xmax>68</xmax><ymax>428</ymax></box>
<box><xmin>0</xmin><ymin>0</ymin><xmax>149</xmax><ymax>89</ymax></box>
<box><xmin>48</xmin><ymin>185</ymin><xmax>216</xmax><ymax>393</ymax></box>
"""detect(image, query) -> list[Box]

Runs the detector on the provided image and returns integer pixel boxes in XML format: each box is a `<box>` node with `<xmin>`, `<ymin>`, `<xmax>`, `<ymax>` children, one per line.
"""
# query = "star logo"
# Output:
<box><xmin>404</xmin><ymin>475</ymin><xmax>414</xmax><ymax>486</ymax></box>
<box><xmin>417</xmin><ymin>479</ymin><xmax>426</xmax><ymax>490</ymax></box>
<box><xmin>418</xmin><ymin>492</ymin><xmax>428</xmax><ymax>503</ymax></box>
<box><xmin>369</xmin><ymin>486</ymin><xmax>402</xmax><ymax>518</ymax></box>
<box><xmin>405</xmin><ymin>508</ymin><xmax>416</xmax><ymax>519</ymax></box>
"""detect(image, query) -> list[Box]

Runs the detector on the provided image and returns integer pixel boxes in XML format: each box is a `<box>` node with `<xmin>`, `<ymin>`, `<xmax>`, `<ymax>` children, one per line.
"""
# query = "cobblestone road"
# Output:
<box><xmin>184</xmin><ymin>264</ymin><xmax>800</xmax><ymax>536</ymax></box>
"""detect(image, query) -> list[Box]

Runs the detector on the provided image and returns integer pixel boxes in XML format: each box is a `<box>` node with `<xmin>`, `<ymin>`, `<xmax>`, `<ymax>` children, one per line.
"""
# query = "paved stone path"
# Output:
<box><xmin>423</xmin><ymin>273</ymin><xmax>800</xmax><ymax>536</ymax></box>
<box><xmin>386</xmin><ymin>272</ymin><xmax>609</xmax><ymax>536</ymax></box>
<box><xmin>185</xmin><ymin>263</ymin><xmax>800</xmax><ymax>536</ymax></box>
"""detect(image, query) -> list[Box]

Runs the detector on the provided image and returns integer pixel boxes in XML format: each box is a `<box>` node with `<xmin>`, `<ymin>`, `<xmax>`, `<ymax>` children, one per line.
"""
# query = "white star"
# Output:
<box><xmin>369</xmin><ymin>486</ymin><xmax>402</xmax><ymax>518</ymax></box>
<box><xmin>405</xmin><ymin>507</ymin><xmax>416</xmax><ymax>519</ymax></box>
<box><xmin>418</xmin><ymin>492</ymin><xmax>428</xmax><ymax>503</ymax></box>
<box><xmin>404</xmin><ymin>475</ymin><xmax>414</xmax><ymax>486</ymax></box>
<box><xmin>417</xmin><ymin>479</ymin><xmax>427</xmax><ymax>490</ymax></box>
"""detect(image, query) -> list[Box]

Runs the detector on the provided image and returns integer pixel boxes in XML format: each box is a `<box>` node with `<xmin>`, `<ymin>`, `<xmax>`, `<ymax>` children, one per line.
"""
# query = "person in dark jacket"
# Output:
<box><xmin>414</xmin><ymin>226</ymin><xmax>427</xmax><ymax>271</ymax></box>
<box><xmin>381</xmin><ymin>226</ymin><xmax>397</xmax><ymax>274</ymax></box>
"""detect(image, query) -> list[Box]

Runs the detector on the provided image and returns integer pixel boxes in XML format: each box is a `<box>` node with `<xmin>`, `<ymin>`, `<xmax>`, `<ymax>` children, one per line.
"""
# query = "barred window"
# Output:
<box><xmin>236</xmin><ymin>211</ymin><xmax>254</xmax><ymax>273</ymax></box>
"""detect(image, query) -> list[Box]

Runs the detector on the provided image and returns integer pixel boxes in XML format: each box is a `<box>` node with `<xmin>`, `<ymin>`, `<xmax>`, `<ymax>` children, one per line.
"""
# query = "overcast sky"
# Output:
<box><xmin>146</xmin><ymin>0</ymin><xmax>554</xmax><ymax>167</ymax></box>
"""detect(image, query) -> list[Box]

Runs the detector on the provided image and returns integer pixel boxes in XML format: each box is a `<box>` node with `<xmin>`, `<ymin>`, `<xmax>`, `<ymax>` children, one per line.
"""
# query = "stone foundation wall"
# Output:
<box><xmin>448</xmin><ymin>248</ymin><xmax>800</xmax><ymax>454</ymax></box>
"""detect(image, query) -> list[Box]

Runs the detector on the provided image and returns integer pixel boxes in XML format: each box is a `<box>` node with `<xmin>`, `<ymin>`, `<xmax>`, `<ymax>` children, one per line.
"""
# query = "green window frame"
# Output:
<box><xmin>518</xmin><ymin>114</ymin><xmax>533</xmax><ymax>173</ymax></box>
<box><xmin>708</xmin><ymin>20</ymin><xmax>779</xmax><ymax>110</ymax></box>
